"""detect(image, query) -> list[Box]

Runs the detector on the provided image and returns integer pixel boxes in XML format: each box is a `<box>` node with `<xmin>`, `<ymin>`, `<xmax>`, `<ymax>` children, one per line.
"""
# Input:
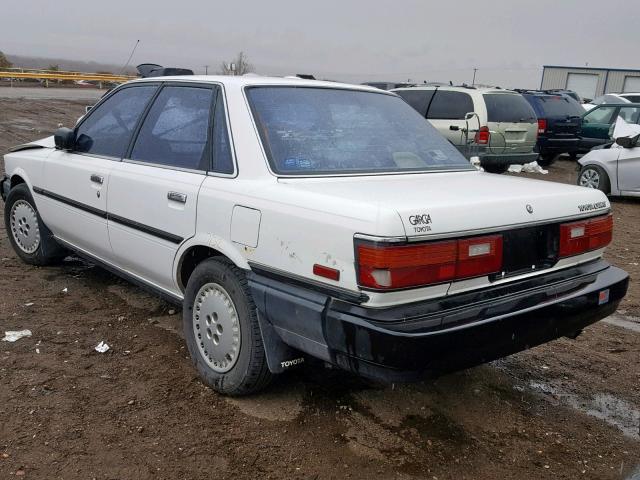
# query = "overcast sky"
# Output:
<box><xmin>2</xmin><ymin>0</ymin><xmax>636</xmax><ymax>87</ymax></box>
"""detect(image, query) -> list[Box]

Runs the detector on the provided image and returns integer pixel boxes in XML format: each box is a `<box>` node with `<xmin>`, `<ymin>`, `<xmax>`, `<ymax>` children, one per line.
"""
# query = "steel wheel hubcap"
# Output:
<box><xmin>10</xmin><ymin>200</ymin><xmax>40</xmax><ymax>254</ymax></box>
<box><xmin>580</xmin><ymin>169</ymin><xmax>600</xmax><ymax>189</ymax></box>
<box><xmin>193</xmin><ymin>283</ymin><xmax>241</xmax><ymax>373</ymax></box>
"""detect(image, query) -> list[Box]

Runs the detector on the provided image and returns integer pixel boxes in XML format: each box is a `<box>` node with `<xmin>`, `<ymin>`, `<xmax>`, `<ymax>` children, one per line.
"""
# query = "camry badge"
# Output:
<box><xmin>526</xmin><ymin>204</ymin><xmax>534</xmax><ymax>214</ymax></box>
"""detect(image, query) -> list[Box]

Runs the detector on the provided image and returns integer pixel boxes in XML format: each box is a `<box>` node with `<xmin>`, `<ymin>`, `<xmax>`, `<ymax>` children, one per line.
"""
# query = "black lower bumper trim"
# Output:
<box><xmin>250</xmin><ymin>260</ymin><xmax>628</xmax><ymax>382</ymax></box>
<box><xmin>1</xmin><ymin>175</ymin><xmax>9</xmax><ymax>202</ymax></box>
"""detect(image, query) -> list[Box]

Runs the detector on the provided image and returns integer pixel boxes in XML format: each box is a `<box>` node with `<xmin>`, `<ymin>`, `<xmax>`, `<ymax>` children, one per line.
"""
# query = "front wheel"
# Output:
<box><xmin>183</xmin><ymin>258</ymin><xmax>272</xmax><ymax>396</ymax></box>
<box><xmin>577</xmin><ymin>165</ymin><xmax>610</xmax><ymax>194</ymax></box>
<box><xmin>4</xmin><ymin>183</ymin><xmax>66</xmax><ymax>265</ymax></box>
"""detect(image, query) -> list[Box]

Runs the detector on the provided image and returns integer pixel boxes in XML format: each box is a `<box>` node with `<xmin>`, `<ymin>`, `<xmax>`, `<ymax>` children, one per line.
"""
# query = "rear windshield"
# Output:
<box><xmin>484</xmin><ymin>93</ymin><xmax>537</xmax><ymax>123</ymax></box>
<box><xmin>246</xmin><ymin>87</ymin><xmax>473</xmax><ymax>175</ymax></box>
<box><xmin>538</xmin><ymin>96</ymin><xmax>585</xmax><ymax>117</ymax></box>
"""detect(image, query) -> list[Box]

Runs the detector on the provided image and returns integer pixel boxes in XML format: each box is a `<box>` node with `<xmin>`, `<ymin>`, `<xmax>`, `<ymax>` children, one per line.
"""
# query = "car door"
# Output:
<box><xmin>580</xmin><ymin>106</ymin><xmax>618</xmax><ymax>149</ymax></box>
<box><xmin>37</xmin><ymin>84</ymin><xmax>157</xmax><ymax>261</ymax></box>
<box><xmin>617</xmin><ymin>143</ymin><xmax>640</xmax><ymax>193</ymax></box>
<box><xmin>107</xmin><ymin>83</ymin><xmax>216</xmax><ymax>294</ymax></box>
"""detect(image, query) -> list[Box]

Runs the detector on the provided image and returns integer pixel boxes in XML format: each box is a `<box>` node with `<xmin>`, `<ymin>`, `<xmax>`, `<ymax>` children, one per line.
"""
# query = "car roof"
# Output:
<box><xmin>126</xmin><ymin>75</ymin><xmax>389</xmax><ymax>94</ymax></box>
<box><xmin>391</xmin><ymin>85</ymin><xmax>516</xmax><ymax>95</ymax></box>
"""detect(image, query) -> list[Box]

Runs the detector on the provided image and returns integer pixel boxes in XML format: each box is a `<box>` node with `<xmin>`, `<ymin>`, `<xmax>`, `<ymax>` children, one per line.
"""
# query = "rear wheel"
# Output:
<box><xmin>483</xmin><ymin>164</ymin><xmax>509</xmax><ymax>174</ymax></box>
<box><xmin>4</xmin><ymin>184</ymin><xmax>66</xmax><ymax>265</ymax></box>
<box><xmin>183</xmin><ymin>258</ymin><xmax>272</xmax><ymax>396</ymax></box>
<box><xmin>578</xmin><ymin>165</ymin><xmax>610</xmax><ymax>194</ymax></box>
<box><xmin>537</xmin><ymin>153</ymin><xmax>556</xmax><ymax>167</ymax></box>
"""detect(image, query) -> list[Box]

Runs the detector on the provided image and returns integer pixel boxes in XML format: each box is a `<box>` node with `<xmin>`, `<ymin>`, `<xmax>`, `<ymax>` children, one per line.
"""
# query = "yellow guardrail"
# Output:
<box><xmin>0</xmin><ymin>68</ymin><xmax>136</xmax><ymax>83</ymax></box>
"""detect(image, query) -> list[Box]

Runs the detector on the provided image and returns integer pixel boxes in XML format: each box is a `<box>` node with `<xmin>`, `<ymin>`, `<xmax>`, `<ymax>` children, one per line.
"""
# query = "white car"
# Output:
<box><xmin>578</xmin><ymin>135</ymin><xmax>640</xmax><ymax>197</ymax></box>
<box><xmin>1</xmin><ymin>75</ymin><xmax>629</xmax><ymax>395</ymax></box>
<box><xmin>583</xmin><ymin>93</ymin><xmax>640</xmax><ymax>111</ymax></box>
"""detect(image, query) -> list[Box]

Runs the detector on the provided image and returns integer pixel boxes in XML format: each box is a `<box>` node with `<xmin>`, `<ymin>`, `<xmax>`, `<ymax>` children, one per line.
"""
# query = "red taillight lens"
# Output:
<box><xmin>559</xmin><ymin>215</ymin><xmax>612</xmax><ymax>258</ymax></box>
<box><xmin>357</xmin><ymin>235</ymin><xmax>503</xmax><ymax>290</ymax></box>
<box><xmin>538</xmin><ymin>118</ymin><xmax>547</xmax><ymax>134</ymax></box>
<box><xmin>474</xmin><ymin>126</ymin><xmax>490</xmax><ymax>145</ymax></box>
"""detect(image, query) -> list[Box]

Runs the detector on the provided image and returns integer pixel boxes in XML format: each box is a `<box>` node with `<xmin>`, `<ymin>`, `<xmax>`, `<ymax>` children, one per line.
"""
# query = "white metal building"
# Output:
<box><xmin>540</xmin><ymin>65</ymin><xmax>640</xmax><ymax>101</ymax></box>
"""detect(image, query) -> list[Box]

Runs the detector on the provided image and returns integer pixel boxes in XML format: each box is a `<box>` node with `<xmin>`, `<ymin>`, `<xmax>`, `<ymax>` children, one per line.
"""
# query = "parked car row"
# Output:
<box><xmin>392</xmin><ymin>86</ymin><xmax>539</xmax><ymax>173</ymax></box>
<box><xmin>388</xmin><ymin>83</ymin><xmax>640</xmax><ymax>174</ymax></box>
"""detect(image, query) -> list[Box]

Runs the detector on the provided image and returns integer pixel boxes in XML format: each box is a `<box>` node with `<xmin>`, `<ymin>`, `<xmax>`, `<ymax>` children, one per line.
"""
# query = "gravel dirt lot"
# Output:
<box><xmin>1</xmin><ymin>95</ymin><xmax>639</xmax><ymax>480</ymax></box>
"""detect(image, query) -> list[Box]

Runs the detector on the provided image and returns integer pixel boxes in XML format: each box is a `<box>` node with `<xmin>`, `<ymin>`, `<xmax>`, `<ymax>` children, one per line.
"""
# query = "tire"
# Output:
<box><xmin>183</xmin><ymin>257</ymin><xmax>272</xmax><ymax>396</ymax></box>
<box><xmin>4</xmin><ymin>183</ymin><xmax>66</xmax><ymax>265</ymax></box>
<box><xmin>577</xmin><ymin>165</ymin><xmax>610</xmax><ymax>194</ymax></box>
<box><xmin>537</xmin><ymin>153</ymin><xmax>556</xmax><ymax>167</ymax></box>
<box><xmin>569</xmin><ymin>152</ymin><xmax>579</xmax><ymax>161</ymax></box>
<box><xmin>483</xmin><ymin>164</ymin><xmax>509</xmax><ymax>174</ymax></box>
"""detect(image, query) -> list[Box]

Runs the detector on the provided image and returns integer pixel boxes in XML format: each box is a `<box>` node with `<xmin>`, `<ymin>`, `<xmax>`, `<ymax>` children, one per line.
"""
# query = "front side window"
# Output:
<box><xmin>75</xmin><ymin>85</ymin><xmax>157</xmax><ymax>158</ymax></box>
<box><xmin>130</xmin><ymin>86</ymin><xmax>214</xmax><ymax>170</ymax></box>
<box><xmin>583</xmin><ymin>106</ymin><xmax>617</xmax><ymax>124</ymax></box>
<box><xmin>426</xmin><ymin>91</ymin><xmax>474</xmax><ymax>120</ymax></box>
<box><xmin>246</xmin><ymin>87</ymin><xmax>472</xmax><ymax>175</ymax></box>
<box><xmin>484</xmin><ymin>93</ymin><xmax>537</xmax><ymax>123</ymax></box>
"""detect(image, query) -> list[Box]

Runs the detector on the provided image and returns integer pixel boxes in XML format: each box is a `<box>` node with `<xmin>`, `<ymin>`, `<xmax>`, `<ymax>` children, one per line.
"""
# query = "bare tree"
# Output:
<box><xmin>0</xmin><ymin>51</ymin><xmax>13</xmax><ymax>70</ymax></box>
<box><xmin>219</xmin><ymin>51</ymin><xmax>253</xmax><ymax>76</ymax></box>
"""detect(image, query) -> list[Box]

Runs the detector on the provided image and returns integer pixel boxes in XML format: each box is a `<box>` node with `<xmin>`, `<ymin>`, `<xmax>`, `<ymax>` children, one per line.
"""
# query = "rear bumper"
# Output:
<box><xmin>538</xmin><ymin>137</ymin><xmax>580</xmax><ymax>154</ymax></box>
<box><xmin>249</xmin><ymin>260</ymin><xmax>628</xmax><ymax>382</ymax></box>
<box><xmin>479</xmin><ymin>152</ymin><xmax>539</xmax><ymax>168</ymax></box>
<box><xmin>1</xmin><ymin>175</ymin><xmax>9</xmax><ymax>202</ymax></box>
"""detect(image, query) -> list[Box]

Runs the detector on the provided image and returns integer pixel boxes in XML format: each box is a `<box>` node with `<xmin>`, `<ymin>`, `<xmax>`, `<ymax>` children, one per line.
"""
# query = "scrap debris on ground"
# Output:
<box><xmin>0</xmin><ymin>95</ymin><xmax>638</xmax><ymax>479</ymax></box>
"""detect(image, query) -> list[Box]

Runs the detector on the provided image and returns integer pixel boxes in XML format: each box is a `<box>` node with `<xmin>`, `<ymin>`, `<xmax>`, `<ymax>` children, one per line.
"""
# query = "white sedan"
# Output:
<box><xmin>577</xmin><ymin>119</ymin><xmax>640</xmax><ymax>197</ymax></box>
<box><xmin>1</xmin><ymin>74</ymin><xmax>629</xmax><ymax>395</ymax></box>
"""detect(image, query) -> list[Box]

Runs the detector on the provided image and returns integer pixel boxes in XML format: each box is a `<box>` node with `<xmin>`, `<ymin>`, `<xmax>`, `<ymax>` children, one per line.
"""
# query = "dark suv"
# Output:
<box><xmin>519</xmin><ymin>91</ymin><xmax>585</xmax><ymax>165</ymax></box>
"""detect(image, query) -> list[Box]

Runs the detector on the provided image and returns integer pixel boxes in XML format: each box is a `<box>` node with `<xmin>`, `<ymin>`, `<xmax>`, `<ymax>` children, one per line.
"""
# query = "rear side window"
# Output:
<box><xmin>75</xmin><ymin>85</ymin><xmax>156</xmax><ymax>158</ymax></box>
<box><xmin>426</xmin><ymin>91</ymin><xmax>474</xmax><ymax>120</ymax></box>
<box><xmin>538</xmin><ymin>96</ymin><xmax>584</xmax><ymax>117</ymax></box>
<box><xmin>211</xmin><ymin>90</ymin><xmax>234</xmax><ymax>174</ymax></box>
<box><xmin>395</xmin><ymin>90</ymin><xmax>434</xmax><ymax>116</ymax></box>
<box><xmin>484</xmin><ymin>94</ymin><xmax>537</xmax><ymax>123</ymax></box>
<box><xmin>130</xmin><ymin>86</ymin><xmax>214</xmax><ymax>170</ymax></box>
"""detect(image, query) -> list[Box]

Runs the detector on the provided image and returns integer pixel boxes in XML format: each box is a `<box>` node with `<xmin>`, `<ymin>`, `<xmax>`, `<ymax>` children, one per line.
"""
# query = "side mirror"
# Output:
<box><xmin>54</xmin><ymin>127</ymin><xmax>76</xmax><ymax>151</ymax></box>
<box><xmin>615</xmin><ymin>136</ymin><xmax>636</xmax><ymax>148</ymax></box>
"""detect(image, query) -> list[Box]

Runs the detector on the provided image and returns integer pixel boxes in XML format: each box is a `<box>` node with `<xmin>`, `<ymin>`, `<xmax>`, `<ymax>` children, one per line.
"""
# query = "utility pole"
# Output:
<box><xmin>472</xmin><ymin>68</ymin><xmax>478</xmax><ymax>86</ymax></box>
<box><xmin>203</xmin><ymin>65</ymin><xmax>209</xmax><ymax>75</ymax></box>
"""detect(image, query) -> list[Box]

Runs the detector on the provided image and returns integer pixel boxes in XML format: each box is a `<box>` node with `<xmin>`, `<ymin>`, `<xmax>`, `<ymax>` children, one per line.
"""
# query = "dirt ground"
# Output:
<box><xmin>0</xmin><ymin>96</ymin><xmax>639</xmax><ymax>480</ymax></box>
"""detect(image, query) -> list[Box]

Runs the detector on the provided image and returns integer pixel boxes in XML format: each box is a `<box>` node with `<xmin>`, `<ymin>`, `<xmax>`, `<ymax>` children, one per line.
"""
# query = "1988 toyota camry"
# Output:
<box><xmin>1</xmin><ymin>75</ymin><xmax>629</xmax><ymax>395</ymax></box>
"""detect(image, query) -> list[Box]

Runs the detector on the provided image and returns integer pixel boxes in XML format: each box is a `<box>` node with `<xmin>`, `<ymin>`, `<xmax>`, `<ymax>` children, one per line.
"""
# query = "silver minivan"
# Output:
<box><xmin>393</xmin><ymin>86</ymin><xmax>539</xmax><ymax>173</ymax></box>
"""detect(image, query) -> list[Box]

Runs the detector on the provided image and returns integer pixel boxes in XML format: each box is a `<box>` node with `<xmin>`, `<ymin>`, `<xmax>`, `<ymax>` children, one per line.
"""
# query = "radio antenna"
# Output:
<box><xmin>120</xmin><ymin>39</ymin><xmax>140</xmax><ymax>74</ymax></box>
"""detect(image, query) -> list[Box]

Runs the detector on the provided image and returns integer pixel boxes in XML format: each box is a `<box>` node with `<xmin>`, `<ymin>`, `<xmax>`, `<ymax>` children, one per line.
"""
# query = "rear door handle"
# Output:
<box><xmin>90</xmin><ymin>174</ymin><xmax>104</xmax><ymax>184</ymax></box>
<box><xmin>168</xmin><ymin>191</ymin><xmax>187</xmax><ymax>203</ymax></box>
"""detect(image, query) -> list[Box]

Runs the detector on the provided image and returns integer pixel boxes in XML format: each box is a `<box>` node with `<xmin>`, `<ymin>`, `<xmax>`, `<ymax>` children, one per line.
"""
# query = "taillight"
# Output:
<box><xmin>559</xmin><ymin>215</ymin><xmax>613</xmax><ymax>258</ymax></box>
<box><xmin>538</xmin><ymin>118</ymin><xmax>547</xmax><ymax>134</ymax></box>
<box><xmin>474</xmin><ymin>126</ymin><xmax>490</xmax><ymax>145</ymax></box>
<box><xmin>356</xmin><ymin>235</ymin><xmax>503</xmax><ymax>290</ymax></box>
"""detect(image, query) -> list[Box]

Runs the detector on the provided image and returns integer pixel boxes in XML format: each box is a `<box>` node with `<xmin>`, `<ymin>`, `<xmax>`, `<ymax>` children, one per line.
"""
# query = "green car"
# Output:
<box><xmin>580</xmin><ymin>103</ymin><xmax>640</xmax><ymax>151</ymax></box>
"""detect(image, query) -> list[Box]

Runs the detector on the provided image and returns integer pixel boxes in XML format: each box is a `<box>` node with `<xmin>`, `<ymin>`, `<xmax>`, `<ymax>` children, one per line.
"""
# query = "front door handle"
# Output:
<box><xmin>168</xmin><ymin>191</ymin><xmax>187</xmax><ymax>204</ymax></box>
<box><xmin>90</xmin><ymin>174</ymin><xmax>104</xmax><ymax>184</ymax></box>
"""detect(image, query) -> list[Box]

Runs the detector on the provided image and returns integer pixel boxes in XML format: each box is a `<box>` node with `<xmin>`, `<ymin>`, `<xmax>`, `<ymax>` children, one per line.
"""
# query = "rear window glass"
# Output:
<box><xmin>484</xmin><ymin>94</ymin><xmax>537</xmax><ymax>123</ymax></box>
<box><xmin>395</xmin><ymin>89</ymin><xmax>433</xmax><ymax>116</ymax></box>
<box><xmin>538</xmin><ymin>96</ymin><xmax>584</xmax><ymax>117</ymax></box>
<box><xmin>246</xmin><ymin>87</ymin><xmax>472</xmax><ymax>176</ymax></box>
<box><xmin>426</xmin><ymin>91</ymin><xmax>474</xmax><ymax>120</ymax></box>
